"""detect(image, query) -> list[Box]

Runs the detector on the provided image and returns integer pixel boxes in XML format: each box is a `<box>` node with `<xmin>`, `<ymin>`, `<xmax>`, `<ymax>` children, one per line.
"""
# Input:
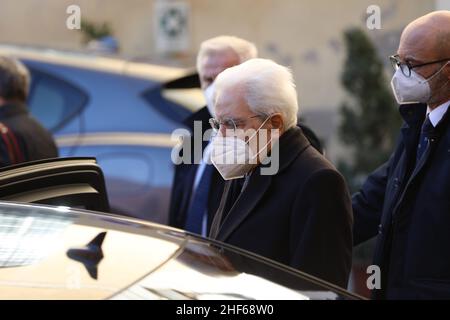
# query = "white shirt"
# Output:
<box><xmin>427</xmin><ymin>100</ymin><xmax>450</xmax><ymax>127</ymax></box>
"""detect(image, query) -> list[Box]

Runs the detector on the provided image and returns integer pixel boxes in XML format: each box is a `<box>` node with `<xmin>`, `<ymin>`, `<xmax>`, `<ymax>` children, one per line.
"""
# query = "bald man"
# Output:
<box><xmin>353</xmin><ymin>11</ymin><xmax>450</xmax><ymax>299</ymax></box>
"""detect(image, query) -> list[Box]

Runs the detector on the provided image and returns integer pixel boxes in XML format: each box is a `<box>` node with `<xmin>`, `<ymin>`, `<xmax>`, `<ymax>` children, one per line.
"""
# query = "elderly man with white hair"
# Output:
<box><xmin>207</xmin><ymin>58</ymin><xmax>353</xmax><ymax>288</ymax></box>
<box><xmin>169</xmin><ymin>36</ymin><xmax>323</xmax><ymax>236</ymax></box>
<box><xmin>169</xmin><ymin>36</ymin><xmax>259</xmax><ymax>236</ymax></box>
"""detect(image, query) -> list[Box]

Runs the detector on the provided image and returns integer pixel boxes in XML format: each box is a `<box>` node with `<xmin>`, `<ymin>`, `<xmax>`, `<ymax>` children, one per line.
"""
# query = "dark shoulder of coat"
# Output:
<box><xmin>0</xmin><ymin>102</ymin><xmax>58</xmax><ymax>166</ymax></box>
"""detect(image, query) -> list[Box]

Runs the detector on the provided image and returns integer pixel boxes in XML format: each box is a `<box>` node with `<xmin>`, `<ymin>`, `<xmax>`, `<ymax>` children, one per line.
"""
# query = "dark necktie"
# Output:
<box><xmin>184</xmin><ymin>164</ymin><xmax>214</xmax><ymax>234</ymax></box>
<box><xmin>416</xmin><ymin>115</ymin><xmax>433</xmax><ymax>163</ymax></box>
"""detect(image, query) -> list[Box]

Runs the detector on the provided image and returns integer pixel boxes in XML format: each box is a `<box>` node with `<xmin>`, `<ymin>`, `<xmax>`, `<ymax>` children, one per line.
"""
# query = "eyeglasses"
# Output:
<box><xmin>389</xmin><ymin>54</ymin><xmax>450</xmax><ymax>77</ymax></box>
<box><xmin>209</xmin><ymin>115</ymin><xmax>264</xmax><ymax>132</ymax></box>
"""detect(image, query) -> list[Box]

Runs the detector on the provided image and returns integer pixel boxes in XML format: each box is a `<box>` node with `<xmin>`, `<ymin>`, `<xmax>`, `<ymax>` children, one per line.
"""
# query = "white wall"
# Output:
<box><xmin>436</xmin><ymin>0</ymin><xmax>450</xmax><ymax>9</ymax></box>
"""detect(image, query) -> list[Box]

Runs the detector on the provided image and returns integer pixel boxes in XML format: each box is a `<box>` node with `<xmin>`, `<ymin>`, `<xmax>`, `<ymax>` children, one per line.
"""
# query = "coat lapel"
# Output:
<box><xmin>215</xmin><ymin>167</ymin><xmax>272</xmax><ymax>242</ymax></box>
<box><xmin>396</xmin><ymin>104</ymin><xmax>426</xmax><ymax>182</ymax></box>
<box><xmin>390</xmin><ymin>104</ymin><xmax>450</xmax><ymax>222</ymax></box>
<box><xmin>398</xmin><ymin>103</ymin><xmax>450</xmax><ymax>182</ymax></box>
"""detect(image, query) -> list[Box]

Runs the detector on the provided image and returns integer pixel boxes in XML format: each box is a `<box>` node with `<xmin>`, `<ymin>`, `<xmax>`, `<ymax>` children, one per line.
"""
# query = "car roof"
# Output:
<box><xmin>0</xmin><ymin>44</ymin><xmax>192</xmax><ymax>82</ymax></box>
<box><xmin>0</xmin><ymin>201</ymin><xmax>361</xmax><ymax>300</ymax></box>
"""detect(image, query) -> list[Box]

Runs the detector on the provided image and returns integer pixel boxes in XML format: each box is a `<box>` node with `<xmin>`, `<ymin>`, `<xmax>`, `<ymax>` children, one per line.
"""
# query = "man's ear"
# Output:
<box><xmin>269</xmin><ymin>114</ymin><xmax>284</xmax><ymax>131</ymax></box>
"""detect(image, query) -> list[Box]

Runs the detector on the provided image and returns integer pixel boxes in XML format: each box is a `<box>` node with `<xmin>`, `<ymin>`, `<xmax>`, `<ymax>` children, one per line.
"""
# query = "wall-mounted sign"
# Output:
<box><xmin>154</xmin><ymin>0</ymin><xmax>190</xmax><ymax>53</ymax></box>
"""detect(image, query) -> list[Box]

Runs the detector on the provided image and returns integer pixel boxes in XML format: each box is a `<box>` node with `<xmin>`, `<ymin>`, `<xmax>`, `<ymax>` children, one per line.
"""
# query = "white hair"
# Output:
<box><xmin>196</xmin><ymin>35</ymin><xmax>258</xmax><ymax>73</ymax></box>
<box><xmin>214</xmin><ymin>58</ymin><xmax>299</xmax><ymax>130</ymax></box>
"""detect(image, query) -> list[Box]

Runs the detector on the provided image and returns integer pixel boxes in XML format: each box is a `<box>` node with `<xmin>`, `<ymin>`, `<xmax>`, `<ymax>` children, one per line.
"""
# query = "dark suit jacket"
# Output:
<box><xmin>209</xmin><ymin>126</ymin><xmax>353</xmax><ymax>288</ymax></box>
<box><xmin>353</xmin><ymin>103</ymin><xmax>450</xmax><ymax>299</ymax></box>
<box><xmin>168</xmin><ymin>106</ymin><xmax>324</xmax><ymax>233</ymax></box>
<box><xmin>0</xmin><ymin>102</ymin><xmax>58</xmax><ymax>167</ymax></box>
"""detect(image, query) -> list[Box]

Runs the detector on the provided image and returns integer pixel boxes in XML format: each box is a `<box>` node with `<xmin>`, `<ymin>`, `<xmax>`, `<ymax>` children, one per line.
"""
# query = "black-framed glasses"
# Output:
<box><xmin>389</xmin><ymin>54</ymin><xmax>450</xmax><ymax>77</ymax></box>
<box><xmin>209</xmin><ymin>115</ymin><xmax>264</xmax><ymax>132</ymax></box>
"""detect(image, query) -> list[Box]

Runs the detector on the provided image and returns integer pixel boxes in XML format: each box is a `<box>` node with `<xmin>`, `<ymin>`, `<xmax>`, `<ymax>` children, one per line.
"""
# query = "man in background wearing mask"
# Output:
<box><xmin>353</xmin><ymin>11</ymin><xmax>450</xmax><ymax>299</ymax></box>
<box><xmin>168</xmin><ymin>36</ymin><xmax>258</xmax><ymax>235</ymax></box>
<box><xmin>208</xmin><ymin>58</ymin><xmax>353</xmax><ymax>288</ymax></box>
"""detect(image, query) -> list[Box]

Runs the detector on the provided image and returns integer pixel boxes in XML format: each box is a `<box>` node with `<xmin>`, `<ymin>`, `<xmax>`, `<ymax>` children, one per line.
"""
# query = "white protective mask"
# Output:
<box><xmin>204</xmin><ymin>82</ymin><xmax>216</xmax><ymax>117</ymax></box>
<box><xmin>390</xmin><ymin>62</ymin><xmax>449</xmax><ymax>105</ymax></box>
<box><xmin>210</xmin><ymin>117</ymin><xmax>273</xmax><ymax>180</ymax></box>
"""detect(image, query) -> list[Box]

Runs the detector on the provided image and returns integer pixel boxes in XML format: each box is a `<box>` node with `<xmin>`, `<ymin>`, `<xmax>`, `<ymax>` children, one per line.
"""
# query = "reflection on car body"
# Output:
<box><xmin>0</xmin><ymin>201</ymin><xmax>362</xmax><ymax>300</ymax></box>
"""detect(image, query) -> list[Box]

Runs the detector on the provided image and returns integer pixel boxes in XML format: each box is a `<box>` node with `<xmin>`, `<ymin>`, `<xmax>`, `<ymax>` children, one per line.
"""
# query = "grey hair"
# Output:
<box><xmin>0</xmin><ymin>56</ymin><xmax>30</xmax><ymax>102</ymax></box>
<box><xmin>196</xmin><ymin>35</ymin><xmax>258</xmax><ymax>73</ymax></box>
<box><xmin>214</xmin><ymin>58</ymin><xmax>299</xmax><ymax>130</ymax></box>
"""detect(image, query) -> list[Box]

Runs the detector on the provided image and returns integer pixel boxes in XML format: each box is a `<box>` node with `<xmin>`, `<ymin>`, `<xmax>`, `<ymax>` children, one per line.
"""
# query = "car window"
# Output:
<box><xmin>141</xmin><ymin>73</ymin><xmax>204</xmax><ymax>124</ymax></box>
<box><xmin>27</xmin><ymin>67</ymin><xmax>88</xmax><ymax>132</ymax></box>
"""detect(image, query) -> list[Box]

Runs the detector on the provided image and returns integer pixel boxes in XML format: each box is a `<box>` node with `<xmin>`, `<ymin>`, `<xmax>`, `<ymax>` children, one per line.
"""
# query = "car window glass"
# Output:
<box><xmin>27</xmin><ymin>68</ymin><xmax>88</xmax><ymax>132</ymax></box>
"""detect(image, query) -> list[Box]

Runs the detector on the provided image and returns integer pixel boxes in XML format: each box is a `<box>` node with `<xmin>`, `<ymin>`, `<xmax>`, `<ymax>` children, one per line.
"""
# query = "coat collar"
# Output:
<box><xmin>399</xmin><ymin>103</ymin><xmax>450</xmax><ymax>149</ymax></box>
<box><xmin>395</xmin><ymin>102</ymin><xmax>450</xmax><ymax>205</ymax></box>
<box><xmin>398</xmin><ymin>103</ymin><xmax>427</xmax><ymax>128</ymax></box>
<box><xmin>273</xmin><ymin>126</ymin><xmax>311</xmax><ymax>174</ymax></box>
<box><xmin>0</xmin><ymin>102</ymin><xmax>29</xmax><ymax>119</ymax></box>
<box><xmin>399</xmin><ymin>102</ymin><xmax>450</xmax><ymax>132</ymax></box>
<box><xmin>179</xmin><ymin>106</ymin><xmax>211</xmax><ymax>164</ymax></box>
<box><xmin>215</xmin><ymin>126</ymin><xmax>311</xmax><ymax>241</ymax></box>
<box><xmin>183</xmin><ymin>106</ymin><xmax>211</xmax><ymax>133</ymax></box>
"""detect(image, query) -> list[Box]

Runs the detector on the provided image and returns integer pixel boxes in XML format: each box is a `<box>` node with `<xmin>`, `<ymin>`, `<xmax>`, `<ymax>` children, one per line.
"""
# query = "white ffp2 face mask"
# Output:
<box><xmin>390</xmin><ymin>61</ymin><xmax>449</xmax><ymax>105</ymax></box>
<box><xmin>210</xmin><ymin>136</ymin><xmax>255</xmax><ymax>180</ymax></box>
<box><xmin>390</xmin><ymin>69</ymin><xmax>431</xmax><ymax>104</ymax></box>
<box><xmin>210</xmin><ymin>117</ymin><xmax>273</xmax><ymax>180</ymax></box>
<box><xmin>204</xmin><ymin>82</ymin><xmax>216</xmax><ymax>117</ymax></box>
